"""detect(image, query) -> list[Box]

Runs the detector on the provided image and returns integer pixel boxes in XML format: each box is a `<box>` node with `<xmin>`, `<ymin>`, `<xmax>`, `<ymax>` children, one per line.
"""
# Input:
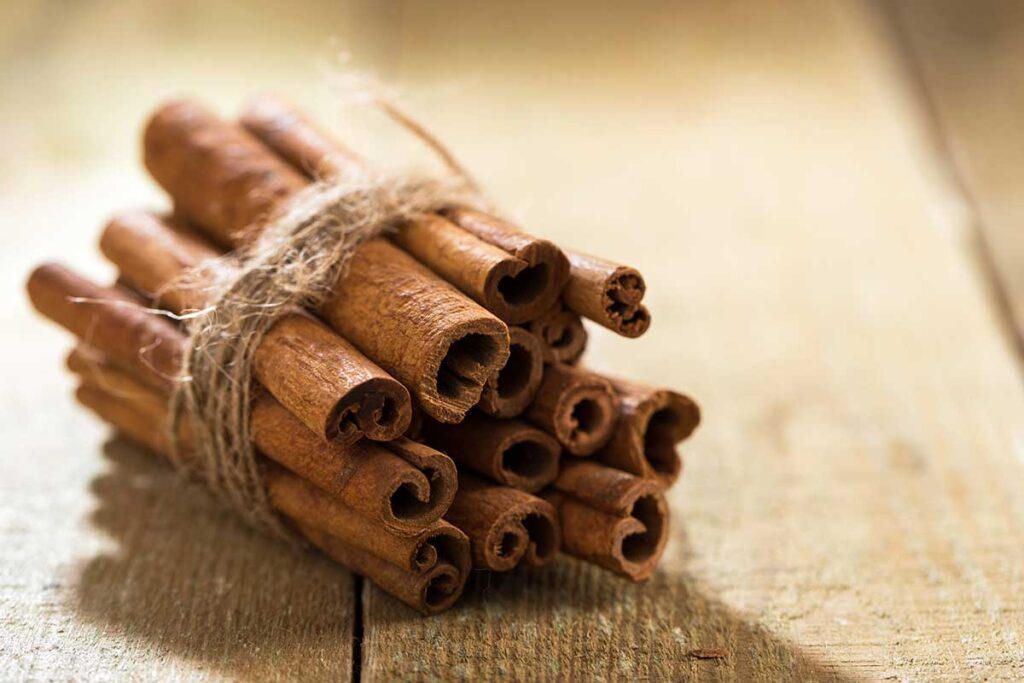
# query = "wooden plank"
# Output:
<box><xmin>353</xmin><ymin>0</ymin><xmax>1024</xmax><ymax>679</ymax></box>
<box><xmin>894</xmin><ymin>1</ymin><xmax>1024</xmax><ymax>347</ymax></box>
<box><xmin>3</xmin><ymin>0</ymin><xmax>1024</xmax><ymax>680</ymax></box>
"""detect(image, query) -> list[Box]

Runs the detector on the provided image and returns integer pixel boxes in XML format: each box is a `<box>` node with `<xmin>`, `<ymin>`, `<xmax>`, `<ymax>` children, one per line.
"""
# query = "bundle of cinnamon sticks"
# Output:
<box><xmin>26</xmin><ymin>96</ymin><xmax>700</xmax><ymax>615</ymax></box>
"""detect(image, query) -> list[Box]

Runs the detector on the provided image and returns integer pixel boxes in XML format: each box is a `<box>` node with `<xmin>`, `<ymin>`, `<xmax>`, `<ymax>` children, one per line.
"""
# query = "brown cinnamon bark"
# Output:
<box><xmin>69</xmin><ymin>343</ymin><xmax>455</xmax><ymax>530</ymax></box>
<box><xmin>562</xmin><ymin>249</ymin><xmax>651</xmax><ymax>338</ymax></box>
<box><xmin>265</xmin><ymin>463</ymin><xmax>467</xmax><ymax>573</ymax></box>
<box><xmin>251</xmin><ymin>396</ymin><xmax>455</xmax><ymax>529</ymax></box>
<box><xmin>101</xmin><ymin>210</ymin><xmax>412</xmax><ymax>443</ymax></box>
<box><xmin>27</xmin><ymin>263</ymin><xmax>181</xmax><ymax>393</ymax></box>
<box><xmin>444</xmin><ymin>474</ymin><xmax>559</xmax><ymax>571</ymax></box>
<box><xmin>523</xmin><ymin>305</ymin><xmax>588</xmax><ymax>365</ymax></box>
<box><xmin>548</xmin><ymin>461</ymin><xmax>669</xmax><ymax>582</ymax></box>
<box><xmin>240</xmin><ymin>96</ymin><xmax>570</xmax><ymax>324</ymax></box>
<box><xmin>524</xmin><ymin>364</ymin><xmax>619</xmax><ymax>456</ymax></box>
<box><xmin>298</xmin><ymin>523</ymin><xmax>466</xmax><ymax>616</ymax></box>
<box><xmin>30</xmin><ymin>264</ymin><xmax>454</xmax><ymax>528</ymax></box>
<box><xmin>477</xmin><ymin>326</ymin><xmax>544</xmax><ymax>418</ymax></box>
<box><xmin>421</xmin><ymin>413</ymin><xmax>559</xmax><ymax>493</ymax></box>
<box><xmin>144</xmin><ymin>99</ymin><xmax>509</xmax><ymax>423</ymax></box>
<box><xmin>73</xmin><ymin>376</ymin><xmax>469</xmax><ymax>614</ymax></box>
<box><xmin>597</xmin><ymin>377</ymin><xmax>701</xmax><ymax>486</ymax></box>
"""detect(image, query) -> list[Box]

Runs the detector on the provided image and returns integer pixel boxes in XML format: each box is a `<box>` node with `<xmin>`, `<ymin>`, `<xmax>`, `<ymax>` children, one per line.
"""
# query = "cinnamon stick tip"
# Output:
<box><xmin>331</xmin><ymin>376</ymin><xmax>412</xmax><ymax>443</ymax></box>
<box><xmin>424</xmin><ymin>319</ymin><xmax>510</xmax><ymax>423</ymax></box>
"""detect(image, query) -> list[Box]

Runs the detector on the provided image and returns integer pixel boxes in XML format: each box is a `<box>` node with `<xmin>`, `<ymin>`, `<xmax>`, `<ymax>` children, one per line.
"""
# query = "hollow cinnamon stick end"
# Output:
<box><xmin>478</xmin><ymin>497</ymin><xmax>560</xmax><ymax>572</ymax></box>
<box><xmin>527</xmin><ymin>365</ymin><xmax>620</xmax><ymax>456</ymax></box>
<box><xmin>563</xmin><ymin>251</ymin><xmax>652</xmax><ymax>337</ymax></box>
<box><xmin>602</xmin><ymin>382</ymin><xmax>701</xmax><ymax>485</ymax></box>
<box><xmin>443</xmin><ymin>207</ymin><xmax>571</xmax><ymax>324</ymax></box>
<box><xmin>525</xmin><ymin>307</ymin><xmax>588</xmax><ymax>365</ymax></box>
<box><xmin>255</xmin><ymin>314</ymin><xmax>412</xmax><ymax>443</ymax></box>
<box><xmin>383</xmin><ymin>438</ymin><xmax>458</xmax><ymax>529</ymax></box>
<box><xmin>478</xmin><ymin>327</ymin><xmax>545</xmax><ymax>418</ymax></box>
<box><xmin>495</xmin><ymin>428</ymin><xmax>561</xmax><ymax>493</ymax></box>
<box><xmin>447</xmin><ymin>477</ymin><xmax>560</xmax><ymax>572</ymax></box>
<box><xmin>421</xmin><ymin>318</ymin><xmax>511</xmax><ymax>424</ymax></box>
<box><xmin>550</xmin><ymin>481</ymin><xmax>669</xmax><ymax>582</ymax></box>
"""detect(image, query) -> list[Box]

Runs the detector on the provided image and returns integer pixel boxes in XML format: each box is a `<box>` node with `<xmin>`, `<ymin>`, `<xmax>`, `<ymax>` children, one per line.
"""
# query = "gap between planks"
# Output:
<box><xmin>869</xmin><ymin>0</ymin><xmax>1024</xmax><ymax>374</ymax></box>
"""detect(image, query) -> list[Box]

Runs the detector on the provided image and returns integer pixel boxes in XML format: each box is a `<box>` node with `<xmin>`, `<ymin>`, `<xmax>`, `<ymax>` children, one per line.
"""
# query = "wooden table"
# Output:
<box><xmin>2</xmin><ymin>1</ymin><xmax>1023</xmax><ymax>679</ymax></box>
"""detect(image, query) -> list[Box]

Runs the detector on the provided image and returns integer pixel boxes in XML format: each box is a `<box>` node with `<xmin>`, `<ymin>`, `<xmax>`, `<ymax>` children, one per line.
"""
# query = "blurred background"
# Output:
<box><xmin>3</xmin><ymin>1</ymin><xmax>1024</xmax><ymax>679</ymax></box>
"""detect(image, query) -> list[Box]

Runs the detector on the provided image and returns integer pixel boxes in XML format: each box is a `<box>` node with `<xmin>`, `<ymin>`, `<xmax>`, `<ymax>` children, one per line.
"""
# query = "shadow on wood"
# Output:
<box><xmin>70</xmin><ymin>437</ymin><xmax>856</xmax><ymax>680</ymax></box>
<box><xmin>361</xmin><ymin>527</ymin><xmax>859</xmax><ymax>680</ymax></box>
<box><xmin>68</xmin><ymin>437</ymin><xmax>355</xmax><ymax>681</ymax></box>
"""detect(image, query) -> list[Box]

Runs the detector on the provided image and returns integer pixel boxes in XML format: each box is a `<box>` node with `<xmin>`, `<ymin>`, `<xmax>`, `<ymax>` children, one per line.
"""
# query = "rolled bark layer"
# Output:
<box><xmin>101</xmin><ymin>211</ymin><xmax>412</xmax><ymax>443</ymax></box>
<box><xmin>265</xmin><ymin>464</ymin><xmax>465</xmax><ymax>573</ymax></box>
<box><xmin>523</xmin><ymin>305</ymin><xmax>588</xmax><ymax>365</ymax></box>
<box><xmin>252</xmin><ymin>396</ymin><xmax>456</xmax><ymax>529</ymax></box>
<box><xmin>34</xmin><ymin>265</ymin><xmax>453</xmax><ymax>529</ymax></box>
<box><xmin>525</xmin><ymin>364</ymin><xmax>619</xmax><ymax>456</ymax></box>
<box><xmin>144</xmin><ymin>99</ymin><xmax>510</xmax><ymax>423</ymax></box>
<box><xmin>562</xmin><ymin>249</ymin><xmax>651</xmax><ymax>338</ymax></box>
<box><xmin>299</xmin><ymin>523</ymin><xmax>467</xmax><ymax>616</ymax></box>
<box><xmin>445</xmin><ymin>474</ymin><xmax>560</xmax><ymax>572</ymax></box>
<box><xmin>478</xmin><ymin>326</ymin><xmax>544</xmax><ymax>418</ymax></box>
<box><xmin>597</xmin><ymin>377</ymin><xmax>701</xmax><ymax>485</ymax></box>
<box><xmin>549</xmin><ymin>461</ymin><xmax>669</xmax><ymax>582</ymax></box>
<box><xmin>318</xmin><ymin>239</ymin><xmax>509</xmax><ymax>423</ymax></box>
<box><xmin>241</xmin><ymin>96</ymin><xmax>570</xmax><ymax>324</ymax></box>
<box><xmin>421</xmin><ymin>413</ymin><xmax>560</xmax><ymax>493</ymax></box>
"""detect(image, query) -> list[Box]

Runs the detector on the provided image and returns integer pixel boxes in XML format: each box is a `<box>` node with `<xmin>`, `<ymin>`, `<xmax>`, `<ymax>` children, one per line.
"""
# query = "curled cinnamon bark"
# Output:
<box><xmin>101</xmin><ymin>211</ymin><xmax>411</xmax><ymax>443</ymax></box>
<box><xmin>562</xmin><ymin>249</ymin><xmax>651</xmax><ymax>338</ymax></box>
<box><xmin>477</xmin><ymin>326</ymin><xmax>544</xmax><ymax>418</ymax></box>
<box><xmin>265</xmin><ymin>464</ymin><xmax>466</xmax><ymax>573</ymax></box>
<box><xmin>523</xmin><ymin>305</ymin><xmax>588</xmax><ymax>365</ymax></box>
<box><xmin>144</xmin><ymin>99</ymin><xmax>509</xmax><ymax>423</ymax></box>
<box><xmin>298</xmin><ymin>523</ymin><xmax>467</xmax><ymax>616</ymax></box>
<box><xmin>548</xmin><ymin>461</ymin><xmax>669</xmax><ymax>582</ymax></box>
<box><xmin>252</xmin><ymin>397</ymin><xmax>455</xmax><ymax>529</ymax></box>
<box><xmin>421</xmin><ymin>413</ymin><xmax>559</xmax><ymax>493</ymax></box>
<box><xmin>240</xmin><ymin>96</ymin><xmax>570</xmax><ymax>324</ymax></box>
<box><xmin>31</xmin><ymin>264</ymin><xmax>454</xmax><ymax>529</ymax></box>
<box><xmin>445</xmin><ymin>474</ymin><xmax>560</xmax><ymax>571</ymax></box>
<box><xmin>525</xmin><ymin>364</ymin><xmax>619</xmax><ymax>456</ymax></box>
<box><xmin>597</xmin><ymin>377</ymin><xmax>701</xmax><ymax>486</ymax></box>
<box><xmin>72</xmin><ymin>375</ymin><xmax>469</xmax><ymax>615</ymax></box>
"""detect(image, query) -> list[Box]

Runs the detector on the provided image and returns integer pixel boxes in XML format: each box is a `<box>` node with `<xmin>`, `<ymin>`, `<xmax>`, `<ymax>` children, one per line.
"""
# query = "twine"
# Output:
<box><xmin>168</xmin><ymin>151</ymin><xmax>483</xmax><ymax>539</ymax></box>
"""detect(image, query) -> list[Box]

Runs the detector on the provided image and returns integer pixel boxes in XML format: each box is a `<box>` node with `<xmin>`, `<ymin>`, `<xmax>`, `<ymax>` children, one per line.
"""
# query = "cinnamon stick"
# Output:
<box><xmin>27</xmin><ymin>263</ymin><xmax>181</xmax><ymax>393</ymax></box>
<box><xmin>30</xmin><ymin>264</ymin><xmax>454</xmax><ymax>528</ymax></box>
<box><xmin>597</xmin><ymin>377</ymin><xmax>701</xmax><ymax>485</ymax></box>
<box><xmin>101</xmin><ymin>210</ymin><xmax>412</xmax><ymax>443</ymax></box>
<box><xmin>445</xmin><ymin>474</ymin><xmax>559</xmax><ymax>572</ymax></box>
<box><xmin>144</xmin><ymin>99</ymin><xmax>510</xmax><ymax>423</ymax></box>
<box><xmin>524</xmin><ymin>364</ymin><xmax>619</xmax><ymax>456</ymax></box>
<box><xmin>299</xmin><ymin>523</ymin><xmax>466</xmax><ymax>616</ymax></box>
<box><xmin>562</xmin><ymin>249</ymin><xmax>651</xmax><ymax>338</ymax></box>
<box><xmin>240</xmin><ymin>96</ymin><xmax>570</xmax><ymax>324</ymax></box>
<box><xmin>477</xmin><ymin>326</ymin><xmax>544</xmax><ymax>418</ymax></box>
<box><xmin>73</xmin><ymin>376</ymin><xmax>469</xmax><ymax>614</ymax></box>
<box><xmin>547</xmin><ymin>461</ymin><xmax>669</xmax><ymax>582</ymax></box>
<box><xmin>421</xmin><ymin>413</ymin><xmax>559</xmax><ymax>493</ymax></box>
<box><xmin>523</xmin><ymin>305</ymin><xmax>588</xmax><ymax>365</ymax></box>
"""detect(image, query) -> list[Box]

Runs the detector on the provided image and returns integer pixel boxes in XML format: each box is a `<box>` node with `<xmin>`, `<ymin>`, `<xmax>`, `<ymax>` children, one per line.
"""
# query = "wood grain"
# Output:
<box><xmin>3</xmin><ymin>0</ymin><xmax>1024</xmax><ymax>680</ymax></box>
<box><xmin>894</xmin><ymin>1</ymin><xmax>1024</xmax><ymax>348</ymax></box>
